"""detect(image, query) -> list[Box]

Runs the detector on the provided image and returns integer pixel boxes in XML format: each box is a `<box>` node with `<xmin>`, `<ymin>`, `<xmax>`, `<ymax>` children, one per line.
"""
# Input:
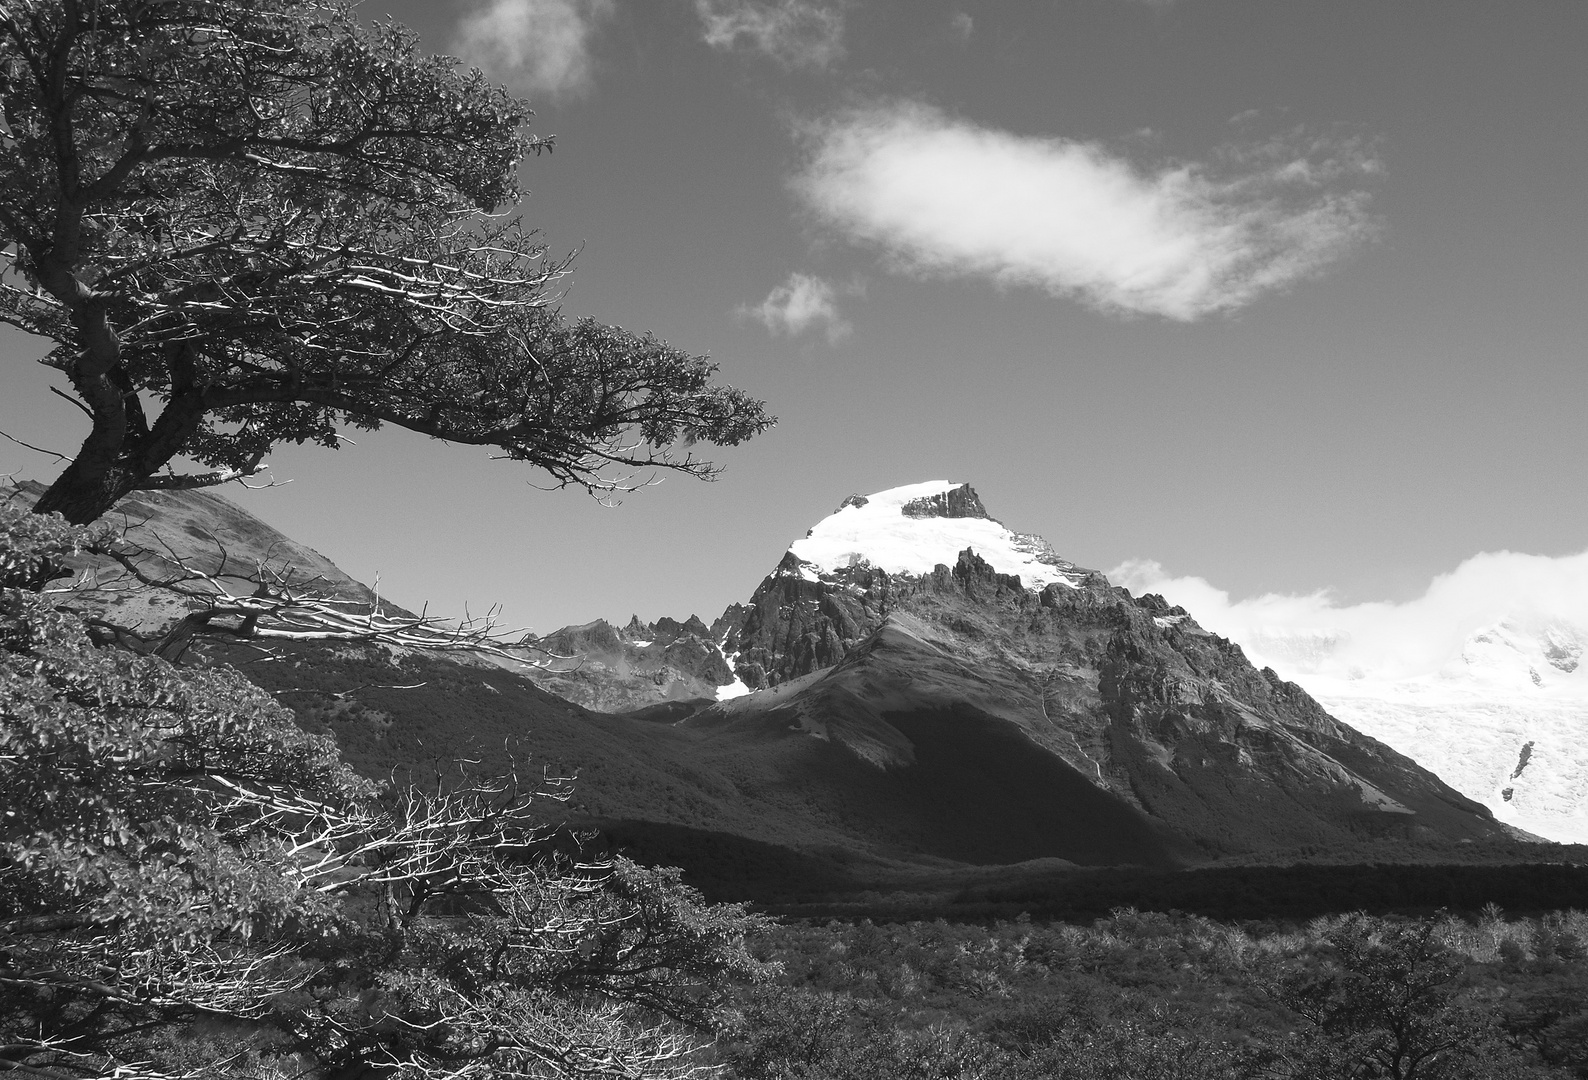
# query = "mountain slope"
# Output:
<box><xmin>4</xmin><ymin>480</ymin><xmax>385</xmax><ymax>633</ymax></box>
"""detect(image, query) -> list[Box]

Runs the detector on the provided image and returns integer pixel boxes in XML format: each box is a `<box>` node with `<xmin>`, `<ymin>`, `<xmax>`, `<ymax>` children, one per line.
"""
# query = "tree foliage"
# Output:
<box><xmin>0</xmin><ymin>0</ymin><xmax>771</xmax><ymax>524</ymax></box>
<box><xmin>1273</xmin><ymin>914</ymin><xmax>1482</xmax><ymax>1079</ymax></box>
<box><xmin>1</xmin><ymin>505</ymin><xmax>772</xmax><ymax>1080</ymax></box>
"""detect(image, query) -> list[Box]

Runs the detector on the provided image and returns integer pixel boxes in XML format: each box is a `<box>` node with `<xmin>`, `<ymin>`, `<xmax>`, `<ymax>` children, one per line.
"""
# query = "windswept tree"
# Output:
<box><xmin>0</xmin><ymin>0</ymin><xmax>771</xmax><ymax>525</ymax></box>
<box><xmin>0</xmin><ymin>5</ymin><xmax>778</xmax><ymax>1077</ymax></box>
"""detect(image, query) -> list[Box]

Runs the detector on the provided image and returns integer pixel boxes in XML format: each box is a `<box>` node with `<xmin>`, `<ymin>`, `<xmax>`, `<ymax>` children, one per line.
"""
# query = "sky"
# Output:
<box><xmin>3</xmin><ymin>0</ymin><xmax>1587</xmax><ymax>646</ymax></box>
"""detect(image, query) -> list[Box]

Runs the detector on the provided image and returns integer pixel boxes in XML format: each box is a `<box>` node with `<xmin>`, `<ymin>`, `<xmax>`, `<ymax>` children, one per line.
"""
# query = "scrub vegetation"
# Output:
<box><xmin>1</xmin><ymin>500</ymin><xmax>770</xmax><ymax>1080</ymax></box>
<box><xmin>720</xmin><ymin>907</ymin><xmax>1588</xmax><ymax>1080</ymax></box>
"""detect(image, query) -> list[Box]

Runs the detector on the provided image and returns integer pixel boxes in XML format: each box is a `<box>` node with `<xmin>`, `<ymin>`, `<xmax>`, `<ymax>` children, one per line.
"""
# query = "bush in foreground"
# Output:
<box><xmin>1</xmin><ymin>502</ymin><xmax>770</xmax><ymax>1080</ymax></box>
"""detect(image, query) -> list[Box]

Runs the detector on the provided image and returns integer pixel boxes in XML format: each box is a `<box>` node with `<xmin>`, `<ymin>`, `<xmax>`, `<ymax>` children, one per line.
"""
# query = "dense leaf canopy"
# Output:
<box><xmin>0</xmin><ymin>0</ymin><xmax>771</xmax><ymax>523</ymax></box>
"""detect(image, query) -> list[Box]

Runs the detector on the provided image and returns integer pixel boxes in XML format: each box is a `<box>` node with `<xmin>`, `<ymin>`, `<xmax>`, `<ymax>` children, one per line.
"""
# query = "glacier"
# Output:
<box><xmin>1112</xmin><ymin>556</ymin><xmax>1588</xmax><ymax>844</ymax></box>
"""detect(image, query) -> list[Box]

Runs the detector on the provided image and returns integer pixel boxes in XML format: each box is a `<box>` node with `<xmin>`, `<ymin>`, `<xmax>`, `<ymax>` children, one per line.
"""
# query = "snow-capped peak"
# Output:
<box><xmin>787</xmin><ymin>481</ymin><xmax>1080</xmax><ymax>589</ymax></box>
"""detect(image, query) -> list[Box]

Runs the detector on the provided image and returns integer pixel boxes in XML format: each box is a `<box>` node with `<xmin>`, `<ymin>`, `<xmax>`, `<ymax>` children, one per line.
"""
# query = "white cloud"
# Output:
<box><xmin>949</xmin><ymin>12</ymin><xmax>974</xmax><ymax>39</ymax></box>
<box><xmin>740</xmin><ymin>273</ymin><xmax>851</xmax><ymax>342</ymax></box>
<box><xmin>452</xmin><ymin>0</ymin><xmax>615</xmax><ymax>98</ymax></box>
<box><xmin>694</xmin><ymin>0</ymin><xmax>845</xmax><ymax>69</ymax></box>
<box><xmin>794</xmin><ymin>101</ymin><xmax>1380</xmax><ymax>320</ymax></box>
<box><xmin>1109</xmin><ymin>550</ymin><xmax>1588</xmax><ymax>690</ymax></box>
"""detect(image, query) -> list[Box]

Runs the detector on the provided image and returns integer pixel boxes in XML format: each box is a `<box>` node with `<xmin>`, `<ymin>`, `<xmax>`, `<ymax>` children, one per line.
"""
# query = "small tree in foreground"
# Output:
<box><xmin>1</xmin><ymin>505</ymin><xmax>772</xmax><ymax>1080</ymax></box>
<box><xmin>1272</xmin><ymin>913</ymin><xmax>1519</xmax><ymax>1080</ymax></box>
<box><xmin>0</xmin><ymin>0</ymin><xmax>771</xmax><ymax>525</ymax></box>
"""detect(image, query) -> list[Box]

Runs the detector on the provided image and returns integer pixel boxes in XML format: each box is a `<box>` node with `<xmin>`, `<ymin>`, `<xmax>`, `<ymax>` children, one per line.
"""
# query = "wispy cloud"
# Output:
<box><xmin>694</xmin><ymin>0</ymin><xmax>846</xmax><ymax>69</ymax></box>
<box><xmin>1110</xmin><ymin>551</ymin><xmax>1588</xmax><ymax>690</ymax></box>
<box><xmin>740</xmin><ymin>273</ymin><xmax>851</xmax><ymax>342</ymax></box>
<box><xmin>452</xmin><ymin>0</ymin><xmax>615</xmax><ymax>98</ymax></box>
<box><xmin>794</xmin><ymin>101</ymin><xmax>1380</xmax><ymax>320</ymax></box>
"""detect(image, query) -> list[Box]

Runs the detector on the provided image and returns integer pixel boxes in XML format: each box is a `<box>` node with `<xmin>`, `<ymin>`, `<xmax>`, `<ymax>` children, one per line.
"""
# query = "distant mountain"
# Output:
<box><xmin>517</xmin><ymin>613</ymin><xmax>740</xmax><ymax>713</ymax></box>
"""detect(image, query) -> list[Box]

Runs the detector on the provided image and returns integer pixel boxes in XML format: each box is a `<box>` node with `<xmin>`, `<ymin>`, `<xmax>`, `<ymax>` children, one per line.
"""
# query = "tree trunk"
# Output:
<box><xmin>32</xmin><ymin>386</ymin><xmax>209</xmax><ymax>525</ymax></box>
<box><xmin>30</xmin><ymin>455</ymin><xmax>144</xmax><ymax>525</ymax></box>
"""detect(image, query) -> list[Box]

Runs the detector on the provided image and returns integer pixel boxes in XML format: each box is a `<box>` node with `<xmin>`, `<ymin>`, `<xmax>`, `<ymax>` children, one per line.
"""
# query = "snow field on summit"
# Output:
<box><xmin>789</xmin><ymin>480</ymin><xmax>1080</xmax><ymax>588</ymax></box>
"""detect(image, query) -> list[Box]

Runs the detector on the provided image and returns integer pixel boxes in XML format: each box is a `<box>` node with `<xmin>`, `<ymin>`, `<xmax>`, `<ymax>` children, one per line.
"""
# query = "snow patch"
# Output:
<box><xmin>715</xmin><ymin>647</ymin><xmax>753</xmax><ymax>701</ymax></box>
<box><xmin>789</xmin><ymin>480</ymin><xmax>1080</xmax><ymax>589</ymax></box>
<box><xmin>715</xmin><ymin>674</ymin><xmax>752</xmax><ymax>701</ymax></box>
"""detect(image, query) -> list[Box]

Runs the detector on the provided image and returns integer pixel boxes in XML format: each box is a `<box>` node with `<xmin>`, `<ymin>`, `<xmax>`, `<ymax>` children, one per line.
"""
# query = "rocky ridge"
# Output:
<box><xmin>519</xmin><ymin>612</ymin><xmax>740</xmax><ymax>714</ymax></box>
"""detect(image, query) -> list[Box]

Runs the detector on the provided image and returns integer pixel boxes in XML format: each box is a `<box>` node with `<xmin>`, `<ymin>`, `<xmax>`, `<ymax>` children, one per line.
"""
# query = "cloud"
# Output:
<box><xmin>1109</xmin><ymin>551</ymin><xmax>1588</xmax><ymax>688</ymax></box>
<box><xmin>452</xmin><ymin>0</ymin><xmax>615</xmax><ymax>97</ymax></box>
<box><xmin>793</xmin><ymin>101</ymin><xmax>1380</xmax><ymax>319</ymax></box>
<box><xmin>949</xmin><ymin>12</ymin><xmax>974</xmax><ymax>39</ymax></box>
<box><xmin>740</xmin><ymin>273</ymin><xmax>851</xmax><ymax>342</ymax></box>
<box><xmin>694</xmin><ymin>0</ymin><xmax>846</xmax><ymax>69</ymax></box>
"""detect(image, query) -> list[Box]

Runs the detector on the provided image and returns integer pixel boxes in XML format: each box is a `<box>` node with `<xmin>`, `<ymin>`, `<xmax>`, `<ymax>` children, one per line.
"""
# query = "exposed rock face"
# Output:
<box><xmin>900</xmin><ymin>482</ymin><xmax>990</xmax><ymax>520</ymax></box>
<box><xmin>722</xmin><ymin>552</ymin><xmax>899</xmax><ymax>689</ymax></box>
<box><xmin>521</xmin><ymin>614</ymin><xmax>734</xmax><ymax>713</ymax></box>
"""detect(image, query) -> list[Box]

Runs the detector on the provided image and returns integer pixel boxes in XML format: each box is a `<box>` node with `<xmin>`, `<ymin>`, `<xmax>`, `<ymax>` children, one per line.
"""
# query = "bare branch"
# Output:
<box><xmin>0</xmin><ymin>428</ymin><xmax>67</xmax><ymax>461</ymax></box>
<box><xmin>47</xmin><ymin>386</ymin><xmax>95</xmax><ymax>419</ymax></box>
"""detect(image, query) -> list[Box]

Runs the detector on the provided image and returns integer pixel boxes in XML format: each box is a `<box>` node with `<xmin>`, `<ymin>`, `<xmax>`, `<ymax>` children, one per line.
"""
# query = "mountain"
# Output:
<box><xmin>13</xmin><ymin>477</ymin><xmax>1558</xmax><ymax>905</ymax></box>
<box><xmin>662</xmin><ymin>481</ymin><xmax>1514</xmax><ymax>860</ymax></box>
<box><xmin>516</xmin><ymin>480</ymin><xmax>1521</xmax><ymax>862</ymax></box>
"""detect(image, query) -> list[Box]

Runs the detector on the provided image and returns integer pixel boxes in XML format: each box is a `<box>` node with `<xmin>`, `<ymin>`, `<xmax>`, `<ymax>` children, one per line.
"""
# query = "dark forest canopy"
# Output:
<box><xmin>0</xmin><ymin>0</ymin><xmax>772</xmax><ymax>525</ymax></box>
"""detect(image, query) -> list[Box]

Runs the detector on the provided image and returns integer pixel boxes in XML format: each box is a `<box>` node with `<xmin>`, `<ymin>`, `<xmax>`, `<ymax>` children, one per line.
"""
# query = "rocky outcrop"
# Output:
<box><xmin>522</xmin><ymin>614</ymin><xmax>733</xmax><ymax>713</ymax></box>
<box><xmin>901</xmin><ymin>482</ymin><xmax>990</xmax><ymax>520</ymax></box>
<box><xmin>724</xmin><ymin>553</ymin><xmax>898</xmax><ymax>689</ymax></box>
